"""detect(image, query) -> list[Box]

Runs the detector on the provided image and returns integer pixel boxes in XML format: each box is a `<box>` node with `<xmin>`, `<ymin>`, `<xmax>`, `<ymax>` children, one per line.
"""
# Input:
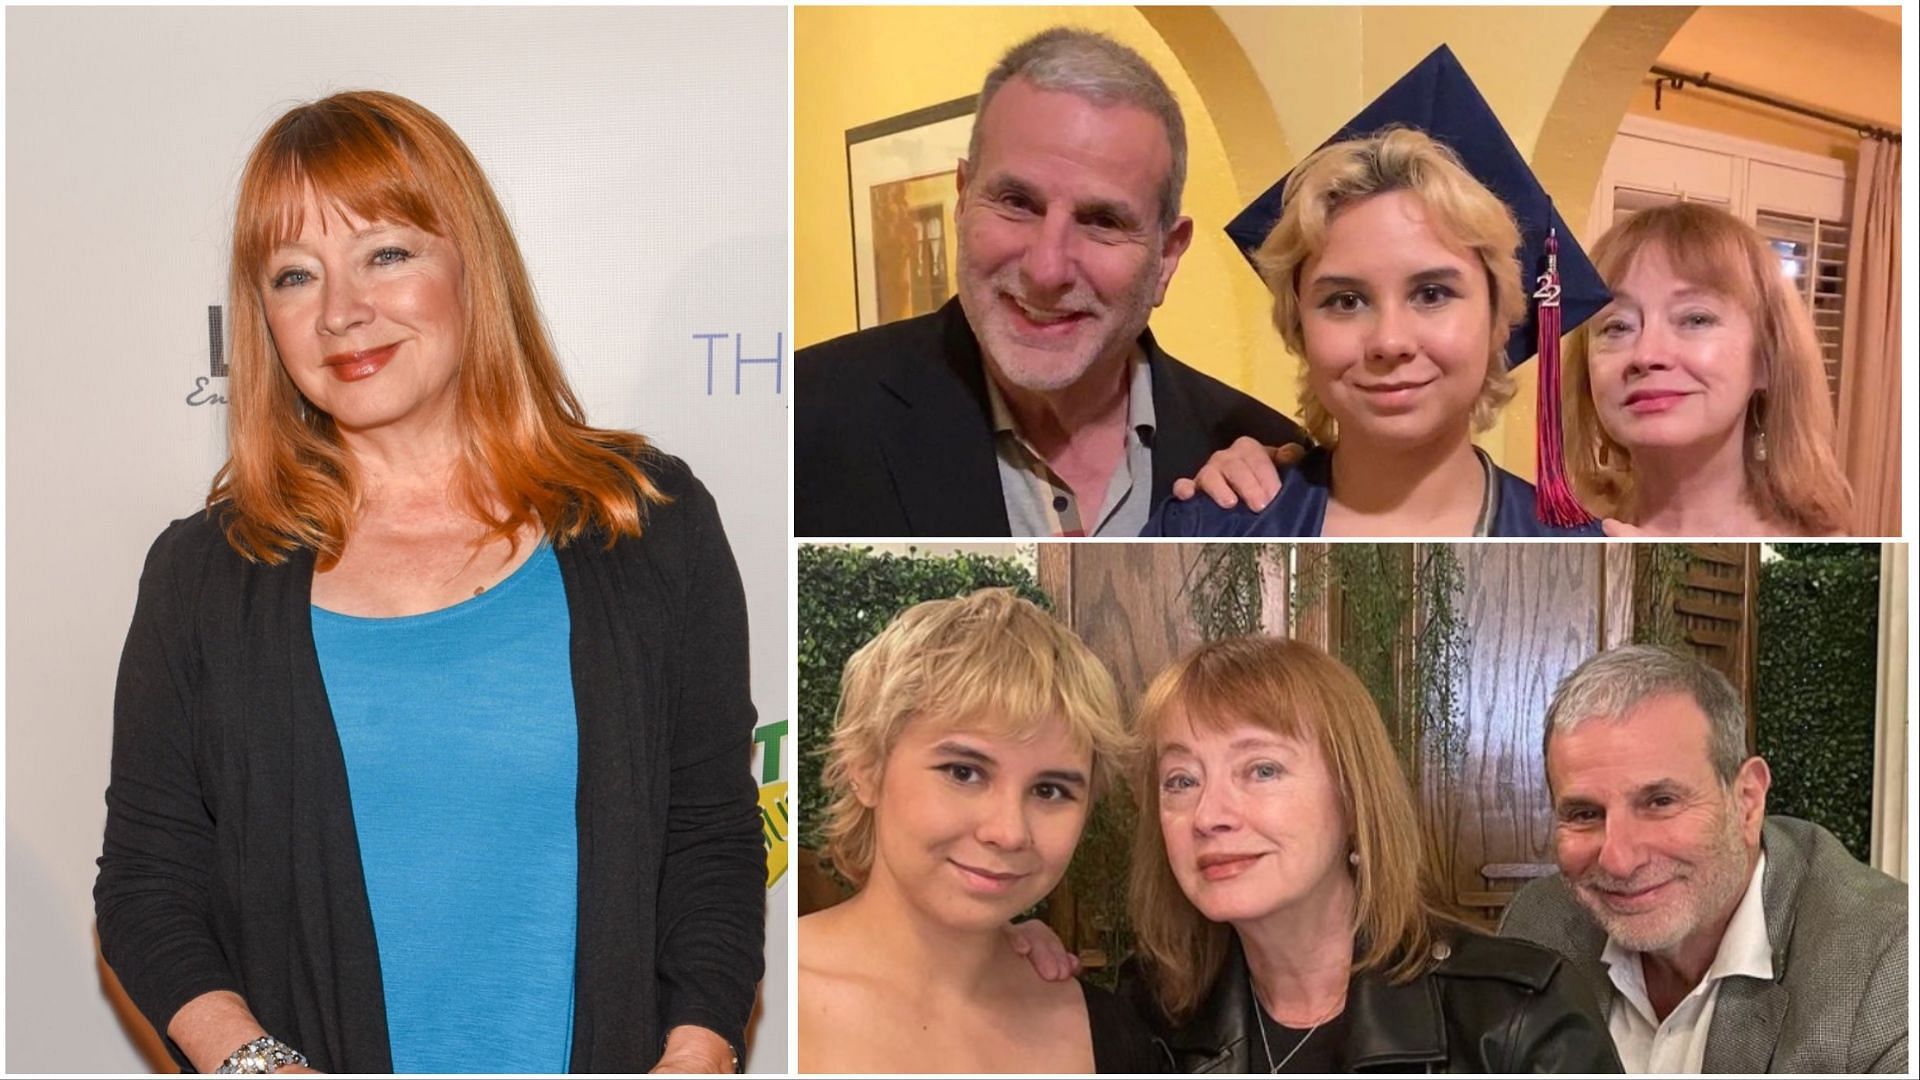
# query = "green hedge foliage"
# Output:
<box><xmin>1754</xmin><ymin>545</ymin><xmax>1880</xmax><ymax>862</ymax></box>
<box><xmin>796</xmin><ymin>546</ymin><xmax>1048</xmax><ymax>854</ymax></box>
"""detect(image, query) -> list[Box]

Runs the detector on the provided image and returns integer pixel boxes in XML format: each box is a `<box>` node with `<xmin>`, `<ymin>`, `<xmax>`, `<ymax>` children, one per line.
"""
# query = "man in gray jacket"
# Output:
<box><xmin>1501</xmin><ymin>645</ymin><xmax>1907</xmax><ymax>1073</ymax></box>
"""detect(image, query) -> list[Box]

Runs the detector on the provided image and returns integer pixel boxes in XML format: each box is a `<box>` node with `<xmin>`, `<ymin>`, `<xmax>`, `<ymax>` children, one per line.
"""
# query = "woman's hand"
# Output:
<box><xmin>1170</xmin><ymin>438</ymin><xmax>1303</xmax><ymax>511</ymax></box>
<box><xmin>1004</xmin><ymin>919</ymin><xmax>1080</xmax><ymax>982</ymax></box>
<box><xmin>1600</xmin><ymin>518</ymin><xmax>1649</xmax><ymax>537</ymax></box>
<box><xmin>650</xmin><ymin>1024</ymin><xmax>735</xmax><ymax>1073</ymax></box>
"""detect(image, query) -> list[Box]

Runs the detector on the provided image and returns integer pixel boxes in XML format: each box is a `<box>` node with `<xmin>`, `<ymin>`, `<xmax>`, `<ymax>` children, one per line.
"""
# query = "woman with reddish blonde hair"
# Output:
<box><xmin>1012</xmin><ymin>636</ymin><xmax>1620</xmax><ymax>1070</ymax></box>
<box><xmin>1565</xmin><ymin>202</ymin><xmax>1854</xmax><ymax>535</ymax></box>
<box><xmin>95</xmin><ymin>91</ymin><xmax>761</xmax><ymax>1074</ymax></box>
<box><xmin>1124</xmin><ymin>637</ymin><xmax>1619</xmax><ymax>1072</ymax></box>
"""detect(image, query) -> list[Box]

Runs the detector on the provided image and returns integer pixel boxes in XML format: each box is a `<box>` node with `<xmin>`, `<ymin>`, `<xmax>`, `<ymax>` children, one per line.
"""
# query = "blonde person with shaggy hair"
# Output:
<box><xmin>798</xmin><ymin>589</ymin><xmax>1162</xmax><ymax>1074</ymax></box>
<box><xmin>1565</xmin><ymin>203</ymin><xmax>1854</xmax><ymax>535</ymax></box>
<box><xmin>1146</xmin><ymin>127</ymin><xmax>1602</xmax><ymax>538</ymax></box>
<box><xmin>1120</xmin><ymin>637</ymin><xmax>1619</xmax><ymax>1072</ymax></box>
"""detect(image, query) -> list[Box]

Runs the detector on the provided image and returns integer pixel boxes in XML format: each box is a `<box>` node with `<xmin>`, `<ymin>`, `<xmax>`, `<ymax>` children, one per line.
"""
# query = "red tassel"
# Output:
<box><xmin>1534</xmin><ymin>229</ymin><xmax>1590</xmax><ymax>527</ymax></box>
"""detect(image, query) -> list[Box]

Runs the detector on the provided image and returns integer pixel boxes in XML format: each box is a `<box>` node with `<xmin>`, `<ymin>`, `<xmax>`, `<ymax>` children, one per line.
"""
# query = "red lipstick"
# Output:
<box><xmin>322</xmin><ymin>342</ymin><xmax>400</xmax><ymax>382</ymax></box>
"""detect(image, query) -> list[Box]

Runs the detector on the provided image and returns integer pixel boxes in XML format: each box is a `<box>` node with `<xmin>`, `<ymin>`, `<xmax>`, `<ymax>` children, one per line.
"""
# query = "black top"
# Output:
<box><xmin>94</xmin><ymin>453</ymin><xmax>766</xmax><ymax>1073</ymax></box>
<box><xmin>1249</xmin><ymin>1006</ymin><xmax>1351</xmax><ymax>1074</ymax></box>
<box><xmin>1125</xmin><ymin>930</ymin><xmax>1622</xmax><ymax>1073</ymax></box>
<box><xmin>795</xmin><ymin>298</ymin><xmax>1308</xmax><ymax>537</ymax></box>
<box><xmin>1084</xmin><ymin>980</ymin><xmax>1170</xmax><ymax>1074</ymax></box>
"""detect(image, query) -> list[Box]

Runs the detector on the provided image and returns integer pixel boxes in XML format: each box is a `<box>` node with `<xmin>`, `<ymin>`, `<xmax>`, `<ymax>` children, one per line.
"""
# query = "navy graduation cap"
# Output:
<box><xmin>1225</xmin><ymin>45</ymin><xmax>1611</xmax><ymax>524</ymax></box>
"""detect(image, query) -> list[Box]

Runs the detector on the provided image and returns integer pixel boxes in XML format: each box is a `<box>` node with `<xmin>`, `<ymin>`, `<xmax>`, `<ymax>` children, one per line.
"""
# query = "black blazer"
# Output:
<box><xmin>795</xmin><ymin>299</ymin><xmax>1308</xmax><ymax>537</ymax></box>
<box><xmin>1126</xmin><ymin>931</ymin><xmax>1623</xmax><ymax>1073</ymax></box>
<box><xmin>95</xmin><ymin>454</ymin><xmax>765</xmax><ymax>1073</ymax></box>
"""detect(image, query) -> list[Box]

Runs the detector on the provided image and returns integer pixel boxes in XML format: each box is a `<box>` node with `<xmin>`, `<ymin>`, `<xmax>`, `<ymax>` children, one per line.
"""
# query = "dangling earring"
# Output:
<box><xmin>1752</xmin><ymin>428</ymin><xmax>1769</xmax><ymax>462</ymax></box>
<box><xmin>1749</xmin><ymin>394</ymin><xmax>1769</xmax><ymax>462</ymax></box>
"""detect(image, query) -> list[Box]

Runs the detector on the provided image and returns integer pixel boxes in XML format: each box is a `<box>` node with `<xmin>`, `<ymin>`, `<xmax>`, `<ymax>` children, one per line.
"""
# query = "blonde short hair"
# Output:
<box><xmin>1255</xmin><ymin>127</ymin><xmax>1524</xmax><ymax>445</ymax></box>
<box><xmin>820</xmin><ymin>588</ymin><xmax>1130</xmax><ymax>887</ymax></box>
<box><xmin>1128</xmin><ymin>636</ymin><xmax>1455</xmax><ymax>1021</ymax></box>
<box><xmin>1563</xmin><ymin>202</ymin><xmax>1853</xmax><ymax>534</ymax></box>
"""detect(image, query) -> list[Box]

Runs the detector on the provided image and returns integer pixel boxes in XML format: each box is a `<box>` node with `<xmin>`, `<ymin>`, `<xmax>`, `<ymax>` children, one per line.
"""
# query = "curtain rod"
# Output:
<box><xmin>1649</xmin><ymin>64</ymin><xmax>1900</xmax><ymax>144</ymax></box>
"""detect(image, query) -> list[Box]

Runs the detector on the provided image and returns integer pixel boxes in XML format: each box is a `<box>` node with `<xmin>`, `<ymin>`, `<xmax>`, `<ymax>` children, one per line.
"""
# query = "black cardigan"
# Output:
<box><xmin>94</xmin><ymin>454</ymin><xmax>766</xmax><ymax>1073</ymax></box>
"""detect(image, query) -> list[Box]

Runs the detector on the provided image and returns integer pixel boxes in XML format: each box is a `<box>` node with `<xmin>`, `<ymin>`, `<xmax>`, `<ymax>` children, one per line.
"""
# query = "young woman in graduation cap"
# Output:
<box><xmin>1145</xmin><ymin>46</ymin><xmax>1610</xmax><ymax>538</ymax></box>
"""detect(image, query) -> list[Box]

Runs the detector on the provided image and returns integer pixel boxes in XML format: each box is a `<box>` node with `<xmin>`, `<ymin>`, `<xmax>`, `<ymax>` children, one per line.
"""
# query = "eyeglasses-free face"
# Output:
<box><xmin>261</xmin><ymin>196</ymin><xmax>468</xmax><ymax>441</ymax></box>
<box><xmin>1155</xmin><ymin>712</ymin><xmax>1355</xmax><ymax>930</ymax></box>
<box><xmin>956</xmin><ymin>76</ymin><xmax>1190</xmax><ymax>397</ymax></box>
<box><xmin>857</xmin><ymin>713</ymin><xmax>1094</xmax><ymax>932</ymax></box>
<box><xmin>1586</xmin><ymin>243</ymin><xmax>1766</xmax><ymax>463</ymax></box>
<box><xmin>1296</xmin><ymin>190</ymin><xmax>1496</xmax><ymax>454</ymax></box>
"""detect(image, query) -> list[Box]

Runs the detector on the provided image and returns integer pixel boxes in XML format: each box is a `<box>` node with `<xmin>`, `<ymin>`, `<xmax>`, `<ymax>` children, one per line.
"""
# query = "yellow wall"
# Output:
<box><xmin>796</xmin><ymin>6</ymin><xmax>1298</xmax><ymax>416</ymax></box>
<box><xmin>1626</xmin><ymin>6</ymin><xmax>1902</xmax><ymax>165</ymax></box>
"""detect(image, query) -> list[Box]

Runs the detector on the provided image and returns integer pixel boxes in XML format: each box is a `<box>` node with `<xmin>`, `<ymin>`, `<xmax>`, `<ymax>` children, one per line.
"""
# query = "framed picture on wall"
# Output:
<box><xmin>846</xmin><ymin>95</ymin><xmax>975</xmax><ymax>330</ymax></box>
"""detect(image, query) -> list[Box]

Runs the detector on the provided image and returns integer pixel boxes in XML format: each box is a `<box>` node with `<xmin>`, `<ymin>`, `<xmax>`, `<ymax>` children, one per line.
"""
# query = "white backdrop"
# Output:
<box><xmin>5</xmin><ymin>7</ymin><xmax>789</xmax><ymax>1073</ymax></box>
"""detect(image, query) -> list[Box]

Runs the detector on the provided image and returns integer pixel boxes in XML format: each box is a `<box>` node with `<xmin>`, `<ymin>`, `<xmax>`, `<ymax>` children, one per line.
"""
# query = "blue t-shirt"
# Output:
<box><xmin>312</xmin><ymin>543</ymin><xmax>578</xmax><ymax>1074</ymax></box>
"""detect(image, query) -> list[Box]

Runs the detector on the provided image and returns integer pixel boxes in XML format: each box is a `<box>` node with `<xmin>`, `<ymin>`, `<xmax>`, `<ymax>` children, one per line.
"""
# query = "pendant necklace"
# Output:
<box><xmin>1251</xmin><ymin>971</ymin><xmax>1340</xmax><ymax>1074</ymax></box>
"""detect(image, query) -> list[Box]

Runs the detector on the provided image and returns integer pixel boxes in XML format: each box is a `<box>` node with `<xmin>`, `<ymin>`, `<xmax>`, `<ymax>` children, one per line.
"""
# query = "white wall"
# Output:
<box><xmin>4</xmin><ymin>6</ymin><xmax>789</xmax><ymax>1072</ymax></box>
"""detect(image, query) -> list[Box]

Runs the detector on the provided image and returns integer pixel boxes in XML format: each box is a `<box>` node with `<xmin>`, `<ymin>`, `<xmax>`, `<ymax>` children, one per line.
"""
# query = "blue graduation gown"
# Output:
<box><xmin>1143</xmin><ymin>446</ymin><xmax>1604</xmax><ymax>538</ymax></box>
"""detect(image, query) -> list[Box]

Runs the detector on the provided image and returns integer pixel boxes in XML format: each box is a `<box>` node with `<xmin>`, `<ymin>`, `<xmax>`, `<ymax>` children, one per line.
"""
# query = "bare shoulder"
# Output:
<box><xmin>797</xmin><ymin>905</ymin><xmax>857</xmax><ymax>976</ymax></box>
<box><xmin>797</xmin><ymin>906</ymin><xmax>874</xmax><ymax>1009</ymax></box>
<box><xmin>991</xmin><ymin>947</ymin><xmax>1093</xmax><ymax>1017</ymax></box>
<box><xmin>983</xmin><ymin>955</ymin><xmax>1098</xmax><ymax>1071</ymax></box>
<box><xmin>797</xmin><ymin>911</ymin><xmax>848</xmax><ymax>1070</ymax></box>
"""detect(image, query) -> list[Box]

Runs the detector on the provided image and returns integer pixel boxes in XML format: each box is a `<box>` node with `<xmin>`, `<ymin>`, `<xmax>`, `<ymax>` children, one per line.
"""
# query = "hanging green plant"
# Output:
<box><xmin>1183</xmin><ymin>544</ymin><xmax>1468</xmax><ymax>797</ymax></box>
<box><xmin>1184</xmin><ymin>543</ymin><xmax>1283</xmax><ymax>639</ymax></box>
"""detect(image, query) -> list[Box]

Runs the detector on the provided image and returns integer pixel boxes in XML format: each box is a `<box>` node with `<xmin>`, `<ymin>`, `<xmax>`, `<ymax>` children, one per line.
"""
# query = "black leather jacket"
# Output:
<box><xmin>1126</xmin><ymin>929</ymin><xmax>1623</xmax><ymax>1073</ymax></box>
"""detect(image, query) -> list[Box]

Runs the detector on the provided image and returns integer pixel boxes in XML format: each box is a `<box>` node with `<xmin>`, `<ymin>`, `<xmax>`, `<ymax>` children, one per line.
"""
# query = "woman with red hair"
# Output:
<box><xmin>1565</xmin><ymin>202</ymin><xmax>1854</xmax><ymax>535</ymax></box>
<box><xmin>95</xmin><ymin>91</ymin><xmax>761</xmax><ymax>1074</ymax></box>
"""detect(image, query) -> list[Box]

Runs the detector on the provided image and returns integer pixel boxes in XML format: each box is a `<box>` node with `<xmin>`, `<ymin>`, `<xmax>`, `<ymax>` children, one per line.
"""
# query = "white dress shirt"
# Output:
<box><xmin>1600</xmin><ymin>852</ymin><xmax>1773</xmax><ymax>1073</ymax></box>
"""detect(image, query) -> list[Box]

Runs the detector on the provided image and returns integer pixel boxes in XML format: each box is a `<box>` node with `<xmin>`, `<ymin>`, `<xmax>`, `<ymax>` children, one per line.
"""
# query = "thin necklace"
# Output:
<box><xmin>1251</xmin><ymin>970</ymin><xmax>1341</xmax><ymax>1074</ymax></box>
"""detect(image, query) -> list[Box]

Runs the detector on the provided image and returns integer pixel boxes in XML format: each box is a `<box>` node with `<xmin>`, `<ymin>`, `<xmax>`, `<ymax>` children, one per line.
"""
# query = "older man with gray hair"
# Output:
<box><xmin>1501</xmin><ymin>644</ymin><xmax>1907</xmax><ymax>1074</ymax></box>
<box><xmin>797</xmin><ymin>27</ymin><xmax>1305</xmax><ymax>538</ymax></box>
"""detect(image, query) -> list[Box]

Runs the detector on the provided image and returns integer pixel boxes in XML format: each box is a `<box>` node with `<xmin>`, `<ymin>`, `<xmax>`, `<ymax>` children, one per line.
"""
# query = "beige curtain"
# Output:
<box><xmin>1835</xmin><ymin>138</ymin><xmax>1902</xmax><ymax>535</ymax></box>
<box><xmin>1869</xmin><ymin>544</ymin><xmax>1907</xmax><ymax>881</ymax></box>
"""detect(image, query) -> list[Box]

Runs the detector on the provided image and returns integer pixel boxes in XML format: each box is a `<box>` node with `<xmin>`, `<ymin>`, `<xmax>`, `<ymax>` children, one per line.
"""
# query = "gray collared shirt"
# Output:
<box><xmin>985</xmin><ymin>347</ymin><xmax>1155</xmax><ymax>537</ymax></box>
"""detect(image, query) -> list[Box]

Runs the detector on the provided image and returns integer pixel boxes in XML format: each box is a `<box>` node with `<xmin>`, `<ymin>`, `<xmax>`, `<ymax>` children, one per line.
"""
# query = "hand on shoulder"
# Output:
<box><xmin>1171</xmin><ymin>438</ymin><xmax>1303</xmax><ymax>511</ymax></box>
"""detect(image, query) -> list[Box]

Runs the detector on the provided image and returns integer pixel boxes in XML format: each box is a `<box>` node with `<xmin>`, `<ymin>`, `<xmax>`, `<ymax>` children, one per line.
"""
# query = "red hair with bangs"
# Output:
<box><xmin>1127</xmin><ymin>636</ymin><xmax>1457</xmax><ymax>1021</ymax></box>
<box><xmin>213</xmin><ymin>89</ymin><xmax>667</xmax><ymax>565</ymax></box>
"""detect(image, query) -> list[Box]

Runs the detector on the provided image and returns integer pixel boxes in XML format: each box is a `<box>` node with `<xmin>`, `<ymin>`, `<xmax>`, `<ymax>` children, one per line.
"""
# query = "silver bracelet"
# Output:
<box><xmin>215</xmin><ymin>1034</ymin><xmax>309</xmax><ymax>1074</ymax></box>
